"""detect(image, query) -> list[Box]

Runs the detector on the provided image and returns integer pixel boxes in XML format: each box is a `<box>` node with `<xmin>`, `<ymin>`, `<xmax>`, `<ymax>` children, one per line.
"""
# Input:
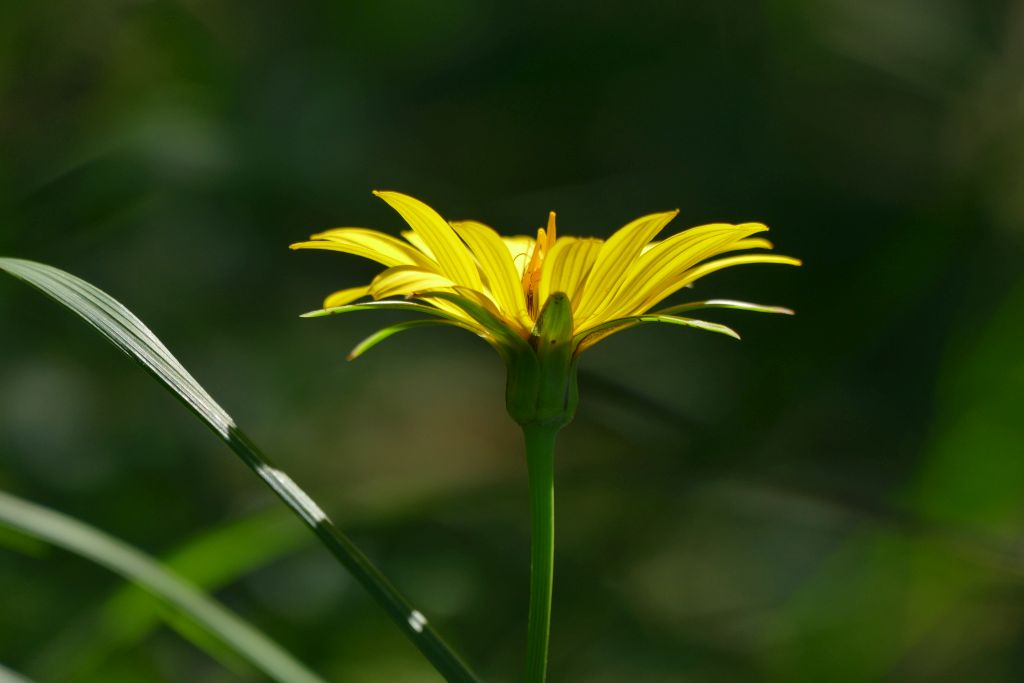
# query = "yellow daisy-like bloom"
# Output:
<box><xmin>292</xmin><ymin>190</ymin><xmax>800</xmax><ymax>367</ymax></box>
<box><xmin>292</xmin><ymin>190</ymin><xmax>799</xmax><ymax>680</ymax></box>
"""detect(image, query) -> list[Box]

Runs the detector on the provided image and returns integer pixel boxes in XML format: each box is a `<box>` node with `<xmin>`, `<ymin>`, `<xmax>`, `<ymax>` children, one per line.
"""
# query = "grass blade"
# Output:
<box><xmin>32</xmin><ymin>508</ymin><xmax>312</xmax><ymax>681</ymax></box>
<box><xmin>0</xmin><ymin>663</ymin><xmax>36</xmax><ymax>683</ymax></box>
<box><xmin>0</xmin><ymin>489</ymin><xmax>325</xmax><ymax>683</ymax></box>
<box><xmin>0</xmin><ymin>257</ymin><xmax>479</xmax><ymax>683</ymax></box>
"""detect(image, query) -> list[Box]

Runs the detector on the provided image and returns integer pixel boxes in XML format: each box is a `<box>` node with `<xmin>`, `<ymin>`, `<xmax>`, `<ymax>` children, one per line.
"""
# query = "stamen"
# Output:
<box><xmin>522</xmin><ymin>214</ymin><xmax>557</xmax><ymax>319</ymax></box>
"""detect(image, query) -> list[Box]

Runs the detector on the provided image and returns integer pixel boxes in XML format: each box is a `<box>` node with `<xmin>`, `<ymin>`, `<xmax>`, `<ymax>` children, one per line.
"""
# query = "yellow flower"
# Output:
<box><xmin>292</xmin><ymin>190</ymin><xmax>799</xmax><ymax>679</ymax></box>
<box><xmin>291</xmin><ymin>190</ymin><xmax>800</xmax><ymax>363</ymax></box>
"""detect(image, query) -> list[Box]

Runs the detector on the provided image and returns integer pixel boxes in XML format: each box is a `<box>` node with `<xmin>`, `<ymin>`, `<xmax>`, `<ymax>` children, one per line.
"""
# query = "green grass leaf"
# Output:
<box><xmin>0</xmin><ymin>257</ymin><xmax>479</xmax><ymax>683</ymax></box>
<box><xmin>0</xmin><ymin>489</ymin><xmax>325</xmax><ymax>683</ymax></box>
<box><xmin>0</xmin><ymin>662</ymin><xmax>36</xmax><ymax>683</ymax></box>
<box><xmin>31</xmin><ymin>508</ymin><xmax>312</xmax><ymax>681</ymax></box>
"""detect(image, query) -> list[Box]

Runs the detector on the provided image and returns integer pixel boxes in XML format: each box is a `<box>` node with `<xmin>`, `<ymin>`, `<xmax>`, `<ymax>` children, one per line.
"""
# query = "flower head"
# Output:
<box><xmin>292</xmin><ymin>190</ymin><xmax>799</xmax><ymax>363</ymax></box>
<box><xmin>292</xmin><ymin>190</ymin><xmax>800</xmax><ymax>672</ymax></box>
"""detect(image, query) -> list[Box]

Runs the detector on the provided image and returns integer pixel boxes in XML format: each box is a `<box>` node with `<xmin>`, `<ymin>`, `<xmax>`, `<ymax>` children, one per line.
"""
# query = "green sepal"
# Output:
<box><xmin>300</xmin><ymin>300</ymin><xmax>462</xmax><ymax>320</ymax></box>
<box><xmin>505</xmin><ymin>293</ymin><xmax>579</xmax><ymax>430</ymax></box>
<box><xmin>655</xmin><ymin>298</ymin><xmax>794</xmax><ymax>316</ymax></box>
<box><xmin>409</xmin><ymin>289</ymin><xmax>530</xmax><ymax>358</ymax></box>
<box><xmin>347</xmin><ymin>319</ymin><xmax>470</xmax><ymax>360</ymax></box>
<box><xmin>574</xmin><ymin>314</ymin><xmax>741</xmax><ymax>349</ymax></box>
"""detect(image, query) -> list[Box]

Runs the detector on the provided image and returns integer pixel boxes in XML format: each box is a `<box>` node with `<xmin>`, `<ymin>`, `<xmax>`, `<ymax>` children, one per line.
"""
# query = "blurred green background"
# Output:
<box><xmin>2</xmin><ymin>0</ymin><xmax>1023</xmax><ymax>681</ymax></box>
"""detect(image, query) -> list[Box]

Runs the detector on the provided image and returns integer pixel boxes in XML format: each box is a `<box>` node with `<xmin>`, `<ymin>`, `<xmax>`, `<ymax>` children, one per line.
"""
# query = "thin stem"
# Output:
<box><xmin>524</xmin><ymin>425</ymin><xmax>559</xmax><ymax>683</ymax></box>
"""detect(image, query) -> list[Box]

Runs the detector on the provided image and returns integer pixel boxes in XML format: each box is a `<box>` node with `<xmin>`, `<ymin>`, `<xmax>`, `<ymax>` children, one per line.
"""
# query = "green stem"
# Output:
<box><xmin>524</xmin><ymin>425</ymin><xmax>559</xmax><ymax>683</ymax></box>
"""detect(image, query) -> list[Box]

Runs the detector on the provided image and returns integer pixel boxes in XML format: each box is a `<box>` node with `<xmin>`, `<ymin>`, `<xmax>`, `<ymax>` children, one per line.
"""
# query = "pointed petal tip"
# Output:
<box><xmin>289</xmin><ymin>240</ymin><xmax>330</xmax><ymax>250</ymax></box>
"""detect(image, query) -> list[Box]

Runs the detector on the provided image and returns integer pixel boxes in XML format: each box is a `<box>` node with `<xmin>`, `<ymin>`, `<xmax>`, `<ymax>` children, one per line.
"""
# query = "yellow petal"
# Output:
<box><xmin>734</xmin><ymin>237</ymin><xmax>773</xmax><ymax>251</ymax></box>
<box><xmin>291</xmin><ymin>227</ymin><xmax>430</xmax><ymax>267</ymax></box>
<box><xmin>450</xmin><ymin>220</ymin><xmax>529</xmax><ymax>325</ymax></box>
<box><xmin>538</xmin><ymin>237</ymin><xmax>602</xmax><ymax>307</ymax></box>
<box><xmin>323</xmin><ymin>285</ymin><xmax>370</xmax><ymax>308</ymax></box>
<box><xmin>413</xmin><ymin>288</ymin><xmax>531</xmax><ymax>353</ymax></box>
<box><xmin>682</xmin><ymin>253</ymin><xmax>802</xmax><ymax>283</ymax></box>
<box><xmin>629</xmin><ymin>223</ymin><xmax>766</xmax><ymax>287</ymax></box>
<box><xmin>373</xmin><ymin>191</ymin><xmax>483</xmax><ymax>289</ymax></box>
<box><xmin>573</xmin><ymin>210</ymin><xmax>679</xmax><ymax>322</ymax></box>
<box><xmin>401</xmin><ymin>230</ymin><xmax>434</xmax><ymax>259</ymax></box>
<box><xmin>368</xmin><ymin>265</ymin><xmax>457</xmax><ymax>299</ymax></box>
<box><xmin>364</xmin><ymin>267</ymin><xmax>481</xmax><ymax>327</ymax></box>
<box><xmin>638</xmin><ymin>253</ymin><xmax>802</xmax><ymax>311</ymax></box>
<box><xmin>592</xmin><ymin>223</ymin><xmax>769</xmax><ymax>323</ymax></box>
<box><xmin>502</xmin><ymin>235</ymin><xmax>536</xmax><ymax>278</ymax></box>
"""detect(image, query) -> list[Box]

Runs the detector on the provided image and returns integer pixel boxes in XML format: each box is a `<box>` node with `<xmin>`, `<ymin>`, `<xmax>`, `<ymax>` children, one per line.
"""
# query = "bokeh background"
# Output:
<box><xmin>2</xmin><ymin>1</ymin><xmax>1023</xmax><ymax>681</ymax></box>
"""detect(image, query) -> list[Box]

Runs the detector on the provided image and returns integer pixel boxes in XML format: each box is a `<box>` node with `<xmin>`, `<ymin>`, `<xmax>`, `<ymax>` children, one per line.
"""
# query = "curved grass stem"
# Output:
<box><xmin>0</xmin><ymin>258</ymin><xmax>480</xmax><ymax>683</ymax></box>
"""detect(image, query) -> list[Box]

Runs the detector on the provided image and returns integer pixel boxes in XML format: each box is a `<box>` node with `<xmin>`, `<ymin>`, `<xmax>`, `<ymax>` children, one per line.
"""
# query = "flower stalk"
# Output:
<box><xmin>505</xmin><ymin>293</ymin><xmax>578</xmax><ymax>682</ymax></box>
<box><xmin>523</xmin><ymin>424</ymin><xmax>558</xmax><ymax>682</ymax></box>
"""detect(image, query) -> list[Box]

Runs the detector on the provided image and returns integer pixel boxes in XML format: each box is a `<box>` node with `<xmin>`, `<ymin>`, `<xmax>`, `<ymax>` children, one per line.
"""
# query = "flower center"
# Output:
<box><xmin>523</xmin><ymin>211</ymin><xmax>557</xmax><ymax>319</ymax></box>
